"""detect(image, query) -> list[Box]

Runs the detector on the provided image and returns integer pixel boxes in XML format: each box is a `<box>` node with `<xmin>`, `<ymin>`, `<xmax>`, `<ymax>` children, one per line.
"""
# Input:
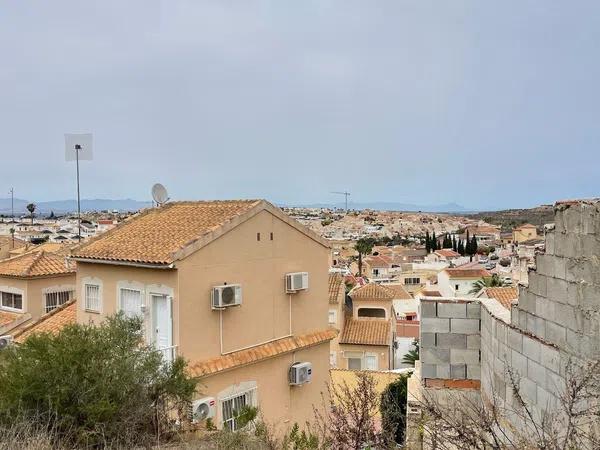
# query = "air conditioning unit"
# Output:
<box><xmin>286</xmin><ymin>272</ymin><xmax>309</xmax><ymax>293</ymax></box>
<box><xmin>191</xmin><ymin>397</ymin><xmax>216</xmax><ymax>423</ymax></box>
<box><xmin>212</xmin><ymin>284</ymin><xmax>242</xmax><ymax>309</ymax></box>
<box><xmin>0</xmin><ymin>335</ymin><xmax>13</xmax><ymax>350</ymax></box>
<box><xmin>289</xmin><ymin>362</ymin><xmax>312</xmax><ymax>385</ymax></box>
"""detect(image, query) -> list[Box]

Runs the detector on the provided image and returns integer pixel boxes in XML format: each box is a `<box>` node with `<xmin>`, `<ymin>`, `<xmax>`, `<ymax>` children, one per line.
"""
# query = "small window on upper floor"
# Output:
<box><xmin>1</xmin><ymin>291</ymin><xmax>22</xmax><ymax>311</ymax></box>
<box><xmin>257</xmin><ymin>233</ymin><xmax>261</xmax><ymax>241</ymax></box>
<box><xmin>270</xmin><ymin>232</ymin><xmax>273</xmax><ymax>241</ymax></box>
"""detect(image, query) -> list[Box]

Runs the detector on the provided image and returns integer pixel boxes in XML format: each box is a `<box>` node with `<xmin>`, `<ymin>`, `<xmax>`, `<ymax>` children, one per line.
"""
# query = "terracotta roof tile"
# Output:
<box><xmin>435</xmin><ymin>249</ymin><xmax>460</xmax><ymax>258</ymax></box>
<box><xmin>328</xmin><ymin>273</ymin><xmax>345</xmax><ymax>304</ymax></box>
<box><xmin>444</xmin><ymin>268</ymin><xmax>491</xmax><ymax>279</ymax></box>
<box><xmin>421</xmin><ymin>290</ymin><xmax>442</xmax><ymax>297</ymax></box>
<box><xmin>349</xmin><ymin>283</ymin><xmax>410</xmax><ymax>301</ymax></box>
<box><xmin>189</xmin><ymin>328</ymin><xmax>337</xmax><ymax>377</ymax></box>
<box><xmin>0</xmin><ymin>310</ymin><xmax>22</xmax><ymax>327</ymax></box>
<box><xmin>339</xmin><ymin>318</ymin><xmax>391</xmax><ymax>346</ymax></box>
<box><xmin>13</xmin><ymin>301</ymin><xmax>76</xmax><ymax>343</ymax></box>
<box><xmin>484</xmin><ymin>287</ymin><xmax>518</xmax><ymax>310</ymax></box>
<box><xmin>72</xmin><ymin>200</ymin><xmax>263</xmax><ymax>264</ymax></box>
<box><xmin>0</xmin><ymin>251</ymin><xmax>74</xmax><ymax>278</ymax></box>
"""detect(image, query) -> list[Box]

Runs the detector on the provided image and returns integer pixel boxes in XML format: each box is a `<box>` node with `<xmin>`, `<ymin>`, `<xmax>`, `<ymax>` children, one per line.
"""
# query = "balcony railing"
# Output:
<box><xmin>157</xmin><ymin>345</ymin><xmax>178</xmax><ymax>363</ymax></box>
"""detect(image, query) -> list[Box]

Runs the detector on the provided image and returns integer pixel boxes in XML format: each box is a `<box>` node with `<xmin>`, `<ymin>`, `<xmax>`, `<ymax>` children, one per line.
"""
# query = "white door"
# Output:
<box><xmin>152</xmin><ymin>294</ymin><xmax>173</xmax><ymax>359</ymax></box>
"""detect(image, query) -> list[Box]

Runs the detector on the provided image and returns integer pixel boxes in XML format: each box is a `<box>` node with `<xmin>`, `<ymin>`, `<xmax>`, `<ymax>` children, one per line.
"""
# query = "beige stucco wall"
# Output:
<box><xmin>176</xmin><ymin>209</ymin><xmax>329</xmax><ymax>362</ymax></box>
<box><xmin>338</xmin><ymin>343</ymin><xmax>390</xmax><ymax>370</ymax></box>
<box><xmin>200</xmin><ymin>342</ymin><xmax>330</xmax><ymax>432</ymax></box>
<box><xmin>352</xmin><ymin>298</ymin><xmax>394</xmax><ymax>320</ymax></box>
<box><xmin>0</xmin><ymin>274</ymin><xmax>75</xmax><ymax>321</ymax></box>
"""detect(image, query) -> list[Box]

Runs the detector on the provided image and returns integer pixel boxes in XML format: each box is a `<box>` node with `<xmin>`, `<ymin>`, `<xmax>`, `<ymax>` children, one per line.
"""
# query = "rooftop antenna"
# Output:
<box><xmin>8</xmin><ymin>188</ymin><xmax>13</xmax><ymax>221</ymax></box>
<box><xmin>151</xmin><ymin>183</ymin><xmax>169</xmax><ymax>207</ymax></box>
<box><xmin>331</xmin><ymin>191</ymin><xmax>351</xmax><ymax>212</ymax></box>
<box><xmin>65</xmin><ymin>133</ymin><xmax>93</xmax><ymax>242</ymax></box>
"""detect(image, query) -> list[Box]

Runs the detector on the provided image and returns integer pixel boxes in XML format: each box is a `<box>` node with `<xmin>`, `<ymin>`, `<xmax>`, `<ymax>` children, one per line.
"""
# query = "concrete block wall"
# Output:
<box><xmin>420</xmin><ymin>298</ymin><xmax>481</xmax><ymax>380</ymax></box>
<box><xmin>515</xmin><ymin>202</ymin><xmax>600</xmax><ymax>358</ymax></box>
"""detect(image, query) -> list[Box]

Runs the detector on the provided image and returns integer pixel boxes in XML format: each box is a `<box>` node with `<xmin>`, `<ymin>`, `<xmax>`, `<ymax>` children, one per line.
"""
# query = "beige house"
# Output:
<box><xmin>0</xmin><ymin>236</ymin><xmax>27</xmax><ymax>260</ymax></box>
<box><xmin>70</xmin><ymin>200</ymin><xmax>335</xmax><ymax>432</ymax></box>
<box><xmin>0</xmin><ymin>250</ymin><xmax>76</xmax><ymax>334</ymax></box>
<box><xmin>336</xmin><ymin>283</ymin><xmax>395</xmax><ymax>371</ymax></box>
<box><xmin>512</xmin><ymin>223</ymin><xmax>538</xmax><ymax>243</ymax></box>
<box><xmin>328</xmin><ymin>272</ymin><xmax>346</xmax><ymax>367</ymax></box>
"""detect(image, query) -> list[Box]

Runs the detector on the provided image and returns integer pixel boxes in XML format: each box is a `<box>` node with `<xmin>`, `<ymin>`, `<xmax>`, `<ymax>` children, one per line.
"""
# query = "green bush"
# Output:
<box><xmin>0</xmin><ymin>313</ymin><xmax>198</xmax><ymax>448</ymax></box>
<box><xmin>380</xmin><ymin>375</ymin><xmax>408</xmax><ymax>446</ymax></box>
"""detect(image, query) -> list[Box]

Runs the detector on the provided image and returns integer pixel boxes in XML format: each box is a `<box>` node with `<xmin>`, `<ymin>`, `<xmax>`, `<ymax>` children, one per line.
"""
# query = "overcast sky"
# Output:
<box><xmin>1</xmin><ymin>1</ymin><xmax>599</xmax><ymax>210</ymax></box>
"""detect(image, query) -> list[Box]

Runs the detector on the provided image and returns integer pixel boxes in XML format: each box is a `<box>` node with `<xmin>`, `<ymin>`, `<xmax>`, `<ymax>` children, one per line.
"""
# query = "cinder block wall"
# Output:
<box><xmin>420</xmin><ymin>299</ymin><xmax>481</xmax><ymax>381</ymax></box>
<box><xmin>514</xmin><ymin>202</ymin><xmax>600</xmax><ymax>357</ymax></box>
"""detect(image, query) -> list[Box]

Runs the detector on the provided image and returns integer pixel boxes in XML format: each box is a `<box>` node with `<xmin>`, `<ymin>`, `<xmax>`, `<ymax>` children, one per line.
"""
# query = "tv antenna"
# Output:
<box><xmin>331</xmin><ymin>191</ymin><xmax>351</xmax><ymax>212</ymax></box>
<box><xmin>151</xmin><ymin>183</ymin><xmax>169</xmax><ymax>206</ymax></box>
<box><xmin>65</xmin><ymin>133</ymin><xmax>93</xmax><ymax>242</ymax></box>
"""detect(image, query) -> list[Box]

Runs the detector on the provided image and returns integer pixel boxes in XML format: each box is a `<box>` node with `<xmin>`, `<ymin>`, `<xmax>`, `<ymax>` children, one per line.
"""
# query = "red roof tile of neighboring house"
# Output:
<box><xmin>0</xmin><ymin>251</ymin><xmax>74</xmax><ymax>278</ymax></box>
<box><xmin>189</xmin><ymin>328</ymin><xmax>337</xmax><ymax>377</ymax></box>
<box><xmin>13</xmin><ymin>301</ymin><xmax>76</xmax><ymax>343</ymax></box>
<box><xmin>328</xmin><ymin>273</ymin><xmax>345</xmax><ymax>304</ymax></box>
<box><xmin>339</xmin><ymin>318</ymin><xmax>391</xmax><ymax>346</ymax></box>
<box><xmin>435</xmin><ymin>249</ymin><xmax>460</xmax><ymax>258</ymax></box>
<box><xmin>483</xmin><ymin>287</ymin><xmax>518</xmax><ymax>310</ymax></box>
<box><xmin>444</xmin><ymin>268</ymin><xmax>491</xmax><ymax>279</ymax></box>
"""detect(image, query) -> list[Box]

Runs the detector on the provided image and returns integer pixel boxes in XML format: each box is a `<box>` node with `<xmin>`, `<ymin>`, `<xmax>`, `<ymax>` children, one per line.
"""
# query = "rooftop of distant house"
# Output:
<box><xmin>328</xmin><ymin>273</ymin><xmax>345</xmax><ymax>304</ymax></box>
<box><xmin>434</xmin><ymin>249</ymin><xmax>461</xmax><ymax>258</ymax></box>
<box><xmin>480</xmin><ymin>286</ymin><xmax>519</xmax><ymax>310</ymax></box>
<box><xmin>339</xmin><ymin>318</ymin><xmax>391</xmax><ymax>346</ymax></box>
<box><xmin>350</xmin><ymin>282</ymin><xmax>411</xmax><ymax>301</ymax></box>
<box><xmin>0</xmin><ymin>251</ymin><xmax>74</xmax><ymax>278</ymax></box>
<box><xmin>443</xmin><ymin>268</ymin><xmax>491</xmax><ymax>279</ymax></box>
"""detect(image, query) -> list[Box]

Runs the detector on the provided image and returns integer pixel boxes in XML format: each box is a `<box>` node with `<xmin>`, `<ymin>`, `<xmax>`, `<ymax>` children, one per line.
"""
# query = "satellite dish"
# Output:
<box><xmin>151</xmin><ymin>183</ymin><xmax>169</xmax><ymax>206</ymax></box>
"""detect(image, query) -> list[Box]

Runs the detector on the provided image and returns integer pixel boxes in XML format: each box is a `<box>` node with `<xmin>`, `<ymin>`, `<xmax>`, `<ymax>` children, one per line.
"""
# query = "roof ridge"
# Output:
<box><xmin>23</xmin><ymin>250</ymin><xmax>46</xmax><ymax>276</ymax></box>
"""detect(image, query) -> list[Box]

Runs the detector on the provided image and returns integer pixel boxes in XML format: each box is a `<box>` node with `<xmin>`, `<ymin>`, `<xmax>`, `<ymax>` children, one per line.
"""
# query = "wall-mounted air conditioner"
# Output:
<box><xmin>289</xmin><ymin>362</ymin><xmax>312</xmax><ymax>385</ymax></box>
<box><xmin>212</xmin><ymin>285</ymin><xmax>242</xmax><ymax>309</ymax></box>
<box><xmin>0</xmin><ymin>335</ymin><xmax>13</xmax><ymax>350</ymax></box>
<box><xmin>286</xmin><ymin>272</ymin><xmax>309</xmax><ymax>293</ymax></box>
<box><xmin>191</xmin><ymin>397</ymin><xmax>216</xmax><ymax>423</ymax></box>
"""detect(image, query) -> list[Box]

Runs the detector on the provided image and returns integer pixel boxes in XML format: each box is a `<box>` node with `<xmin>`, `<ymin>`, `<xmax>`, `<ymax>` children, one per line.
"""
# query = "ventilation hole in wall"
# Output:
<box><xmin>270</xmin><ymin>232</ymin><xmax>273</xmax><ymax>240</ymax></box>
<box><xmin>257</xmin><ymin>233</ymin><xmax>261</xmax><ymax>241</ymax></box>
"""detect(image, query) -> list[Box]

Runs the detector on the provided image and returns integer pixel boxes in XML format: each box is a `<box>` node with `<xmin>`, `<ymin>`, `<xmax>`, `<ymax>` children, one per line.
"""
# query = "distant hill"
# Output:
<box><xmin>0</xmin><ymin>198</ymin><xmax>151</xmax><ymax>214</ymax></box>
<box><xmin>289</xmin><ymin>201</ymin><xmax>471</xmax><ymax>213</ymax></box>
<box><xmin>466</xmin><ymin>205</ymin><xmax>555</xmax><ymax>230</ymax></box>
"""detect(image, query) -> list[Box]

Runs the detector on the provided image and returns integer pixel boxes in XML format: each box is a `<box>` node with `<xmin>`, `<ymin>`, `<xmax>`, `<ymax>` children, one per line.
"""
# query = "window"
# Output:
<box><xmin>348</xmin><ymin>357</ymin><xmax>362</xmax><ymax>370</ymax></box>
<box><xmin>119</xmin><ymin>288</ymin><xmax>143</xmax><ymax>318</ymax></box>
<box><xmin>257</xmin><ymin>232</ymin><xmax>261</xmax><ymax>241</ymax></box>
<box><xmin>358</xmin><ymin>308</ymin><xmax>386</xmax><ymax>319</ymax></box>
<box><xmin>45</xmin><ymin>290</ymin><xmax>74</xmax><ymax>313</ymax></box>
<box><xmin>365</xmin><ymin>354</ymin><xmax>378</xmax><ymax>371</ymax></box>
<box><xmin>330</xmin><ymin>351</ymin><xmax>337</xmax><ymax>367</ymax></box>
<box><xmin>1</xmin><ymin>291</ymin><xmax>22</xmax><ymax>311</ymax></box>
<box><xmin>345</xmin><ymin>351</ymin><xmax>364</xmax><ymax>370</ymax></box>
<box><xmin>455</xmin><ymin>284</ymin><xmax>459</xmax><ymax>291</ymax></box>
<box><xmin>328</xmin><ymin>310</ymin><xmax>337</xmax><ymax>325</ymax></box>
<box><xmin>85</xmin><ymin>284</ymin><xmax>101</xmax><ymax>312</ymax></box>
<box><xmin>404</xmin><ymin>277</ymin><xmax>421</xmax><ymax>285</ymax></box>
<box><xmin>221</xmin><ymin>388</ymin><xmax>257</xmax><ymax>431</ymax></box>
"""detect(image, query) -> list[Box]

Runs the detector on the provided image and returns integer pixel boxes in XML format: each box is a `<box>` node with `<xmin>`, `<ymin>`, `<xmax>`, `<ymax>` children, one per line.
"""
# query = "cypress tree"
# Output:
<box><xmin>471</xmin><ymin>235</ymin><xmax>478</xmax><ymax>255</ymax></box>
<box><xmin>431</xmin><ymin>232</ymin><xmax>437</xmax><ymax>252</ymax></box>
<box><xmin>457</xmin><ymin>239</ymin><xmax>464</xmax><ymax>255</ymax></box>
<box><xmin>425</xmin><ymin>231</ymin><xmax>431</xmax><ymax>253</ymax></box>
<box><xmin>465</xmin><ymin>230</ymin><xmax>471</xmax><ymax>254</ymax></box>
<box><xmin>452</xmin><ymin>235</ymin><xmax>457</xmax><ymax>252</ymax></box>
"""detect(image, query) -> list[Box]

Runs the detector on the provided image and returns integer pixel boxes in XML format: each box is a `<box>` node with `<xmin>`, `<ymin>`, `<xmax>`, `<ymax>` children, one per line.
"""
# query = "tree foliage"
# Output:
<box><xmin>402</xmin><ymin>339</ymin><xmax>420</xmax><ymax>367</ymax></box>
<box><xmin>469</xmin><ymin>274</ymin><xmax>508</xmax><ymax>294</ymax></box>
<box><xmin>380</xmin><ymin>375</ymin><xmax>408</xmax><ymax>446</ymax></box>
<box><xmin>354</xmin><ymin>237</ymin><xmax>375</xmax><ymax>276</ymax></box>
<box><xmin>0</xmin><ymin>314</ymin><xmax>198</xmax><ymax>448</ymax></box>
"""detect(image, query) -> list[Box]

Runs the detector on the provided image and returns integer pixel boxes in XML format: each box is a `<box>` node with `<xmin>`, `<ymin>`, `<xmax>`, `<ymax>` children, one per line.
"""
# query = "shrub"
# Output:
<box><xmin>380</xmin><ymin>375</ymin><xmax>408</xmax><ymax>446</ymax></box>
<box><xmin>0</xmin><ymin>313</ymin><xmax>198</xmax><ymax>448</ymax></box>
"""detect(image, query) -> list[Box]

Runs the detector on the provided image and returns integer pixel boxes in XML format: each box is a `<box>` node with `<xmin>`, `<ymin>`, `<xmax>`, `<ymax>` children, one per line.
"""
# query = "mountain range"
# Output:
<box><xmin>0</xmin><ymin>198</ymin><xmax>471</xmax><ymax>215</ymax></box>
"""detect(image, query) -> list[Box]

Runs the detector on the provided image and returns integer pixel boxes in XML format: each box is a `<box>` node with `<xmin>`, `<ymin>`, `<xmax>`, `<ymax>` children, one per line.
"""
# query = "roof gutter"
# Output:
<box><xmin>69</xmin><ymin>257</ymin><xmax>175</xmax><ymax>270</ymax></box>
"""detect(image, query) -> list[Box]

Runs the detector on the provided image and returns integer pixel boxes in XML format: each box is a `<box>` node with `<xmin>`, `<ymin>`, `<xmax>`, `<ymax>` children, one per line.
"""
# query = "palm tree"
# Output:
<box><xmin>354</xmin><ymin>237</ymin><xmax>375</xmax><ymax>277</ymax></box>
<box><xmin>469</xmin><ymin>274</ymin><xmax>507</xmax><ymax>295</ymax></box>
<box><xmin>402</xmin><ymin>339</ymin><xmax>419</xmax><ymax>367</ymax></box>
<box><xmin>26</xmin><ymin>203</ymin><xmax>36</xmax><ymax>225</ymax></box>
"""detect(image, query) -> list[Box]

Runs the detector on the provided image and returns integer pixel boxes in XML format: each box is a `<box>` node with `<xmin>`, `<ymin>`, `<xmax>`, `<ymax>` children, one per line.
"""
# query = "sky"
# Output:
<box><xmin>1</xmin><ymin>1</ymin><xmax>600</xmax><ymax>211</ymax></box>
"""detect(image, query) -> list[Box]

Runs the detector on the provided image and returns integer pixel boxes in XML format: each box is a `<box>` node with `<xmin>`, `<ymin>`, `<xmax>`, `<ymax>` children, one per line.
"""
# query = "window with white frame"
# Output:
<box><xmin>45</xmin><ymin>290</ymin><xmax>74</xmax><ymax>313</ymax></box>
<box><xmin>330</xmin><ymin>351</ymin><xmax>337</xmax><ymax>367</ymax></box>
<box><xmin>221</xmin><ymin>387</ymin><xmax>257</xmax><ymax>431</ymax></box>
<box><xmin>84</xmin><ymin>284</ymin><xmax>101</xmax><ymax>312</ymax></box>
<box><xmin>328</xmin><ymin>310</ymin><xmax>337</xmax><ymax>325</ymax></box>
<box><xmin>119</xmin><ymin>288</ymin><xmax>143</xmax><ymax>318</ymax></box>
<box><xmin>404</xmin><ymin>277</ymin><xmax>421</xmax><ymax>285</ymax></box>
<box><xmin>365</xmin><ymin>353</ymin><xmax>378</xmax><ymax>370</ymax></box>
<box><xmin>345</xmin><ymin>351</ymin><xmax>363</xmax><ymax>370</ymax></box>
<box><xmin>1</xmin><ymin>291</ymin><xmax>23</xmax><ymax>311</ymax></box>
